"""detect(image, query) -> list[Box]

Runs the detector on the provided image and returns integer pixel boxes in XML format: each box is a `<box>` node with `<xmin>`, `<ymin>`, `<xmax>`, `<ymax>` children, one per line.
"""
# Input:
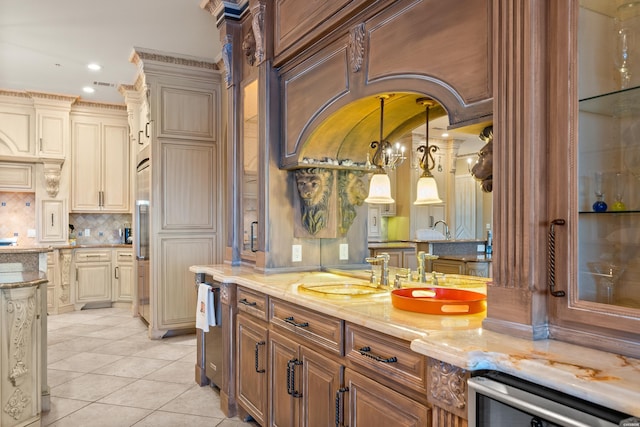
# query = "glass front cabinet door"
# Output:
<box><xmin>241</xmin><ymin>79</ymin><xmax>259</xmax><ymax>261</ymax></box>
<box><xmin>550</xmin><ymin>0</ymin><xmax>640</xmax><ymax>357</ymax></box>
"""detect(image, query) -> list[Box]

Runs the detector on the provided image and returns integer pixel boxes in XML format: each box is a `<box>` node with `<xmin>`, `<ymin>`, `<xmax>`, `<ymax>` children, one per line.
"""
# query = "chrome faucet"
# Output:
<box><xmin>365</xmin><ymin>253</ymin><xmax>390</xmax><ymax>287</ymax></box>
<box><xmin>433</xmin><ymin>220</ymin><xmax>451</xmax><ymax>240</ymax></box>
<box><xmin>417</xmin><ymin>251</ymin><xmax>428</xmax><ymax>283</ymax></box>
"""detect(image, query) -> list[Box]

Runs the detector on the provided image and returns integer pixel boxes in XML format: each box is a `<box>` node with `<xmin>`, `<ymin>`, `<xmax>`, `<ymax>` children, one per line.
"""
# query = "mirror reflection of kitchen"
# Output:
<box><xmin>368</xmin><ymin>111</ymin><xmax>493</xmax><ymax>243</ymax></box>
<box><xmin>242</xmin><ymin>79</ymin><xmax>259</xmax><ymax>259</ymax></box>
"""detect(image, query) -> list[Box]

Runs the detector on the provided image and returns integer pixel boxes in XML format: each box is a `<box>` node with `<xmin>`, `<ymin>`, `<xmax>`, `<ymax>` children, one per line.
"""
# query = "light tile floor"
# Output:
<box><xmin>43</xmin><ymin>307</ymin><xmax>259</xmax><ymax>427</ymax></box>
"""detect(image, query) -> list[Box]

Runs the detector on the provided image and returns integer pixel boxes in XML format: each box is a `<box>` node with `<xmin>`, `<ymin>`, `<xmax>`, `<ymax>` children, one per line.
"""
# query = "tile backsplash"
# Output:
<box><xmin>69</xmin><ymin>213</ymin><xmax>132</xmax><ymax>245</ymax></box>
<box><xmin>0</xmin><ymin>192</ymin><xmax>132</xmax><ymax>246</ymax></box>
<box><xmin>0</xmin><ymin>192</ymin><xmax>36</xmax><ymax>246</ymax></box>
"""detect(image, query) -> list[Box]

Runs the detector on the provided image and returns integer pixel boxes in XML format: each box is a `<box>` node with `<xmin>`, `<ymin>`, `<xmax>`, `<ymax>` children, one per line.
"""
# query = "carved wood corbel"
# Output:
<box><xmin>42</xmin><ymin>161</ymin><xmax>63</xmax><ymax>197</ymax></box>
<box><xmin>427</xmin><ymin>357</ymin><xmax>469</xmax><ymax>420</ymax></box>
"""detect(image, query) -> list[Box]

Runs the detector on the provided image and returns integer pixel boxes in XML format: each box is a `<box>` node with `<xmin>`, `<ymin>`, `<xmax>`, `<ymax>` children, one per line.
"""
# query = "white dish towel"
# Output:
<box><xmin>196</xmin><ymin>283</ymin><xmax>217</xmax><ymax>332</ymax></box>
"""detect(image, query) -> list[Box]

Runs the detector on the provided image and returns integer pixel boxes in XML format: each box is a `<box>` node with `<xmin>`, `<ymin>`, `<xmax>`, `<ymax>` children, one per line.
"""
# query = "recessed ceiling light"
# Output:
<box><xmin>87</xmin><ymin>63</ymin><xmax>101</xmax><ymax>71</ymax></box>
<box><xmin>82</xmin><ymin>86</ymin><xmax>95</xmax><ymax>94</ymax></box>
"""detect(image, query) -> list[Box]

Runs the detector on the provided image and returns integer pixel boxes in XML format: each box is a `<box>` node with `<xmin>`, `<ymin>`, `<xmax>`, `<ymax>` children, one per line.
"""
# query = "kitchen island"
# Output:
<box><xmin>0</xmin><ymin>246</ymin><xmax>52</xmax><ymax>426</ymax></box>
<box><xmin>190</xmin><ymin>264</ymin><xmax>639</xmax><ymax>422</ymax></box>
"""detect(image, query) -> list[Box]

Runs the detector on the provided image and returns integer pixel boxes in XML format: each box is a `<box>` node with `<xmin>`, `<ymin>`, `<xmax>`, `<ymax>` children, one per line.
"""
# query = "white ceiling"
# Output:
<box><xmin>0</xmin><ymin>0</ymin><xmax>221</xmax><ymax>104</ymax></box>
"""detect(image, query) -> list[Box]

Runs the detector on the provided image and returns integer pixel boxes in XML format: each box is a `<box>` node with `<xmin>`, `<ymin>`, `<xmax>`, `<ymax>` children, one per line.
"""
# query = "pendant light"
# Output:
<box><xmin>365</xmin><ymin>94</ymin><xmax>405</xmax><ymax>204</ymax></box>
<box><xmin>414</xmin><ymin>98</ymin><xmax>442</xmax><ymax>205</ymax></box>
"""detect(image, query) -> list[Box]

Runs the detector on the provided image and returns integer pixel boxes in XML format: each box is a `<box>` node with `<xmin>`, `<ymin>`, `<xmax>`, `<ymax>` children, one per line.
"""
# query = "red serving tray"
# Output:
<box><xmin>391</xmin><ymin>287</ymin><xmax>487</xmax><ymax>315</ymax></box>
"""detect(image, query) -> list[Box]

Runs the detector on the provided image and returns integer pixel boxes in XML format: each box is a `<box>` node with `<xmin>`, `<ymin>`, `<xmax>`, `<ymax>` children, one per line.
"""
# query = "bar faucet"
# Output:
<box><xmin>365</xmin><ymin>253</ymin><xmax>390</xmax><ymax>287</ymax></box>
<box><xmin>417</xmin><ymin>251</ymin><xmax>428</xmax><ymax>283</ymax></box>
<box><xmin>433</xmin><ymin>220</ymin><xmax>451</xmax><ymax>240</ymax></box>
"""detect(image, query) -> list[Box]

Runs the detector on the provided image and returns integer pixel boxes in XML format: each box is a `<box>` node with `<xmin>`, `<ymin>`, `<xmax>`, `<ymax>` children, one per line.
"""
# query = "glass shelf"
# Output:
<box><xmin>579</xmin><ymin>85</ymin><xmax>640</xmax><ymax>116</ymax></box>
<box><xmin>579</xmin><ymin>210</ymin><xmax>640</xmax><ymax>214</ymax></box>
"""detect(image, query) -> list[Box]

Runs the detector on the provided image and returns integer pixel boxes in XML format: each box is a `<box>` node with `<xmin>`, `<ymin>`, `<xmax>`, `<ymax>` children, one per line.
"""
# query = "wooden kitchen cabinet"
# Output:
<box><xmin>237</xmin><ymin>312</ymin><xmax>268</xmax><ymax>426</ymax></box>
<box><xmin>70</xmin><ymin>113</ymin><xmax>130</xmax><ymax>212</ymax></box>
<box><xmin>545</xmin><ymin>1</ymin><xmax>640</xmax><ymax>356</ymax></box>
<box><xmin>269</xmin><ymin>329</ymin><xmax>342</xmax><ymax>427</ymax></box>
<box><xmin>342</xmin><ymin>369</ymin><xmax>430</xmax><ymax>427</ymax></box>
<box><xmin>73</xmin><ymin>248</ymin><xmax>112</xmax><ymax>309</ymax></box>
<box><xmin>40</xmin><ymin>199</ymin><xmax>65</xmax><ymax>242</ymax></box>
<box><xmin>369</xmin><ymin>246</ymin><xmax>417</xmax><ymax>270</ymax></box>
<box><xmin>113</xmin><ymin>249</ymin><xmax>134</xmax><ymax>303</ymax></box>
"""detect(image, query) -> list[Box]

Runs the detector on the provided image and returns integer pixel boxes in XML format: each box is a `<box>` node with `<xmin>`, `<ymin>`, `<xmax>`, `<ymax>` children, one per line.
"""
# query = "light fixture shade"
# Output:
<box><xmin>365</xmin><ymin>173</ymin><xmax>395</xmax><ymax>204</ymax></box>
<box><xmin>414</xmin><ymin>175</ymin><xmax>442</xmax><ymax>205</ymax></box>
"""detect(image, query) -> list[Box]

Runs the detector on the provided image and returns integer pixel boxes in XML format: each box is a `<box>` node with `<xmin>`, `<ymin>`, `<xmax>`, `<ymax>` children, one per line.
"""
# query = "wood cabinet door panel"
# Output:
<box><xmin>237</xmin><ymin>313</ymin><xmax>268</xmax><ymax>426</ymax></box>
<box><xmin>75</xmin><ymin>262</ymin><xmax>112</xmax><ymax>302</ymax></box>
<box><xmin>300</xmin><ymin>346</ymin><xmax>342</xmax><ymax>427</ymax></box>
<box><xmin>344</xmin><ymin>369</ymin><xmax>430</xmax><ymax>427</ymax></box>
<box><xmin>71</xmin><ymin>120</ymin><xmax>101</xmax><ymax>211</ymax></box>
<box><xmin>268</xmin><ymin>330</ymin><xmax>299</xmax><ymax>427</ymax></box>
<box><xmin>101</xmin><ymin>123</ymin><xmax>129</xmax><ymax>211</ymax></box>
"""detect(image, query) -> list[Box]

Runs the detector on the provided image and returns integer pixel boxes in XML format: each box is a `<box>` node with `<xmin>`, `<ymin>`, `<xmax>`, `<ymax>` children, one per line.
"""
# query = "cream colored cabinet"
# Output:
<box><xmin>46</xmin><ymin>251</ymin><xmax>57</xmax><ymax>314</ymax></box>
<box><xmin>36</xmin><ymin>110</ymin><xmax>66</xmax><ymax>157</ymax></box>
<box><xmin>0</xmin><ymin>284</ymin><xmax>41</xmax><ymax>427</ymax></box>
<box><xmin>0</xmin><ymin>162</ymin><xmax>34</xmax><ymax>192</ymax></box>
<box><xmin>70</xmin><ymin>115</ymin><xmax>130</xmax><ymax>212</ymax></box>
<box><xmin>73</xmin><ymin>249</ymin><xmax>112</xmax><ymax>309</ymax></box>
<box><xmin>40</xmin><ymin>199</ymin><xmax>65</xmax><ymax>242</ymax></box>
<box><xmin>113</xmin><ymin>249</ymin><xmax>134</xmax><ymax>303</ymax></box>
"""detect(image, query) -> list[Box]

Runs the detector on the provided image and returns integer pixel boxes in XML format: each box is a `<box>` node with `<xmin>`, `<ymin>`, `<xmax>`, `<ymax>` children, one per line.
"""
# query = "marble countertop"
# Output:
<box><xmin>0</xmin><ymin>270</ymin><xmax>47</xmax><ymax>288</ymax></box>
<box><xmin>190</xmin><ymin>264</ymin><xmax>640</xmax><ymax>417</ymax></box>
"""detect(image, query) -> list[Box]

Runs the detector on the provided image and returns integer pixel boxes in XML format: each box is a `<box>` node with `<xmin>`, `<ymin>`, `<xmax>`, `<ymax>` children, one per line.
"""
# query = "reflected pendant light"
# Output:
<box><xmin>365</xmin><ymin>95</ymin><xmax>396</xmax><ymax>204</ymax></box>
<box><xmin>414</xmin><ymin>98</ymin><xmax>443</xmax><ymax>205</ymax></box>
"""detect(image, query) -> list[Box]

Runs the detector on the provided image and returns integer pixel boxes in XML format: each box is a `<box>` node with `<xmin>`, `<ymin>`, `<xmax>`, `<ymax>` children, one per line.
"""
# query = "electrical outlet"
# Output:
<box><xmin>339</xmin><ymin>244</ymin><xmax>349</xmax><ymax>260</ymax></box>
<box><xmin>292</xmin><ymin>245</ymin><xmax>302</xmax><ymax>262</ymax></box>
<box><xmin>477</xmin><ymin>244</ymin><xmax>486</xmax><ymax>253</ymax></box>
<box><xmin>27</xmin><ymin>229</ymin><xmax>36</xmax><ymax>238</ymax></box>
<box><xmin>84</xmin><ymin>228</ymin><xmax>91</xmax><ymax>237</ymax></box>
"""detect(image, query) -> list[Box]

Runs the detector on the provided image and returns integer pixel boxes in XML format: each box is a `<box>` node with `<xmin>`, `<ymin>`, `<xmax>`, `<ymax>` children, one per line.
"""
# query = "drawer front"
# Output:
<box><xmin>115</xmin><ymin>250</ymin><xmax>134</xmax><ymax>263</ymax></box>
<box><xmin>269</xmin><ymin>298</ymin><xmax>343</xmax><ymax>356</ymax></box>
<box><xmin>345</xmin><ymin>323</ymin><xmax>427</xmax><ymax>398</ymax></box>
<box><xmin>75</xmin><ymin>249</ymin><xmax>111</xmax><ymax>263</ymax></box>
<box><xmin>237</xmin><ymin>287</ymin><xmax>269</xmax><ymax>321</ymax></box>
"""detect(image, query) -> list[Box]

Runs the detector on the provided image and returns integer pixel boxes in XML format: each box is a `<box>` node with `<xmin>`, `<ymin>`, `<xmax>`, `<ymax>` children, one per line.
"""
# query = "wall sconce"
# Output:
<box><xmin>414</xmin><ymin>98</ymin><xmax>442</xmax><ymax>205</ymax></box>
<box><xmin>365</xmin><ymin>94</ymin><xmax>406</xmax><ymax>204</ymax></box>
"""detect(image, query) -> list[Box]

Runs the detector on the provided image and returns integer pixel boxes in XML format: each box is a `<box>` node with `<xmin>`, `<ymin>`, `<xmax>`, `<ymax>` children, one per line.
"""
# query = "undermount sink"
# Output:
<box><xmin>297</xmin><ymin>282</ymin><xmax>389</xmax><ymax>298</ymax></box>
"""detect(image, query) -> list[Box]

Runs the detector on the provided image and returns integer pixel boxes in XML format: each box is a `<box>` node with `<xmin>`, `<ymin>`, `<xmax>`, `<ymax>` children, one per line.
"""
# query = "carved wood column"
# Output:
<box><xmin>427</xmin><ymin>358</ymin><xmax>469</xmax><ymax>427</ymax></box>
<box><xmin>484</xmin><ymin>0</ymin><xmax>551</xmax><ymax>339</ymax></box>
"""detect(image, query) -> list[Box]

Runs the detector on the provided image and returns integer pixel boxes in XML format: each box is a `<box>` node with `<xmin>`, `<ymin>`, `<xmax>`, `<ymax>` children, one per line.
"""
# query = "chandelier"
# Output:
<box><xmin>414</xmin><ymin>97</ymin><xmax>442</xmax><ymax>205</ymax></box>
<box><xmin>365</xmin><ymin>94</ymin><xmax>406</xmax><ymax>204</ymax></box>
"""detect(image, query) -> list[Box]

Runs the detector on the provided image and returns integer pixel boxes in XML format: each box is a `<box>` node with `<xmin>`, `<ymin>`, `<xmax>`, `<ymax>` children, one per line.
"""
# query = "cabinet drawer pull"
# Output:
<box><xmin>254</xmin><ymin>341</ymin><xmax>265</xmax><ymax>373</ymax></box>
<box><xmin>284</xmin><ymin>316</ymin><xmax>309</xmax><ymax>328</ymax></box>
<box><xmin>335</xmin><ymin>387</ymin><xmax>349</xmax><ymax>427</ymax></box>
<box><xmin>286</xmin><ymin>359</ymin><xmax>303</xmax><ymax>398</ymax></box>
<box><xmin>358</xmin><ymin>346</ymin><xmax>398</xmax><ymax>363</ymax></box>
<box><xmin>51</xmin><ymin>213</ymin><xmax>54</xmax><ymax>227</ymax></box>
<box><xmin>547</xmin><ymin>219</ymin><xmax>566</xmax><ymax>298</ymax></box>
<box><xmin>239</xmin><ymin>298</ymin><xmax>257</xmax><ymax>307</ymax></box>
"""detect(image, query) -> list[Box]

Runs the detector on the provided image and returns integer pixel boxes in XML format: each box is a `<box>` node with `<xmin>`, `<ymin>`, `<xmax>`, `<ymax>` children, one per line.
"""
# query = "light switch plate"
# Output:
<box><xmin>292</xmin><ymin>245</ymin><xmax>302</xmax><ymax>262</ymax></box>
<box><xmin>84</xmin><ymin>228</ymin><xmax>91</xmax><ymax>237</ymax></box>
<box><xmin>27</xmin><ymin>229</ymin><xmax>36</xmax><ymax>238</ymax></box>
<box><xmin>339</xmin><ymin>244</ymin><xmax>349</xmax><ymax>260</ymax></box>
<box><xmin>477</xmin><ymin>244</ymin><xmax>486</xmax><ymax>253</ymax></box>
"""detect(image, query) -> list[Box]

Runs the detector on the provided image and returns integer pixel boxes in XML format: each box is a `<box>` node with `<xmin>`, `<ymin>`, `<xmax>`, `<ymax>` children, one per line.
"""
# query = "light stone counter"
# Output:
<box><xmin>189</xmin><ymin>264</ymin><xmax>640</xmax><ymax>418</ymax></box>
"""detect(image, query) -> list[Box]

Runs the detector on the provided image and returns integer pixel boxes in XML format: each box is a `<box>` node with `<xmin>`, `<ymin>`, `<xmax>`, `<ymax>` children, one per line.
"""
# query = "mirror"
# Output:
<box><xmin>242</xmin><ymin>79</ymin><xmax>259</xmax><ymax>259</ymax></box>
